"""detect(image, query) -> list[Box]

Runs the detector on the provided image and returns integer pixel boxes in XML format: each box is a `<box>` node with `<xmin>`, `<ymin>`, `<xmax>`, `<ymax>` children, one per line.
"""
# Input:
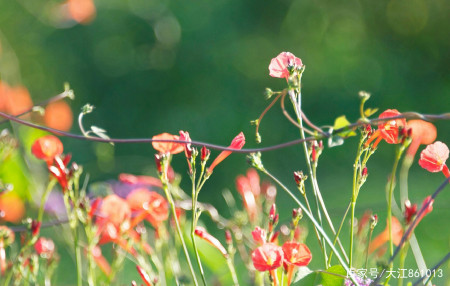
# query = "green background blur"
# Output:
<box><xmin>1</xmin><ymin>0</ymin><xmax>449</xmax><ymax>284</ymax></box>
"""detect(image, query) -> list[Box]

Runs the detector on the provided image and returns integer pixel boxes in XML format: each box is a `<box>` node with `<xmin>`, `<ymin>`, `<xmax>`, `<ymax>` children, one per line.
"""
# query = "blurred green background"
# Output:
<box><xmin>1</xmin><ymin>0</ymin><xmax>449</xmax><ymax>284</ymax></box>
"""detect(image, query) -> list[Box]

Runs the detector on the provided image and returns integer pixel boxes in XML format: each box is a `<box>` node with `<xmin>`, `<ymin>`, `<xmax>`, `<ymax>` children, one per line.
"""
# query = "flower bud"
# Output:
<box><xmin>264</xmin><ymin>88</ymin><xmax>274</xmax><ymax>99</ymax></box>
<box><xmin>201</xmin><ymin>146</ymin><xmax>210</xmax><ymax>162</ymax></box>
<box><xmin>358</xmin><ymin>90</ymin><xmax>371</xmax><ymax>101</ymax></box>
<box><xmin>269</xmin><ymin>204</ymin><xmax>276</xmax><ymax>220</ymax></box>
<box><xmin>370</xmin><ymin>214</ymin><xmax>378</xmax><ymax>230</ymax></box>
<box><xmin>154</xmin><ymin>154</ymin><xmax>163</xmax><ymax>174</ymax></box>
<box><xmin>31</xmin><ymin>220</ymin><xmax>41</xmax><ymax>237</ymax></box>
<box><xmin>225</xmin><ymin>230</ymin><xmax>232</xmax><ymax>245</ymax></box>
<box><xmin>362</xmin><ymin>167</ymin><xmax>368</xmax><ymax>177</ymax></box>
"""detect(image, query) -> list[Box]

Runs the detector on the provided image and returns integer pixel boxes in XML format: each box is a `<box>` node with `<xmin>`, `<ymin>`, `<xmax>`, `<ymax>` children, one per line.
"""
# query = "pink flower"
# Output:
<box><xmin>419</xmin><ymin>141</ymin><xmax>449</xmax><ymax>177</ymax></box>
<box><xmin>268</xmin><ymin>52</ymin><xmax>302</xmax><ymax>79</ymax></box>
<box><xmin>207</xmin><ymin>132</ymin><xmax>245</xmax><ymax>174</ymax></box>
<box><xmin>252</xmin><ymin>243</ymin><xmax>284</xmax><ymax>271</ymax></box>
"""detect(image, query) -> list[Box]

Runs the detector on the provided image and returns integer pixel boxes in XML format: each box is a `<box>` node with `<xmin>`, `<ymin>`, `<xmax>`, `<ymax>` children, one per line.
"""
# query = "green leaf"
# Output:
<box><xmin>333</xmin><ymin>115</ymin><xmax>356</xmax><ymax>138</ymax></box>
<box><xmin>319</xmin><ymin>265</ymin><xmax>347</xmax><ymax>286</ymax></box>
<box><xmin>364</xmin><ymin>108</ymin><xmax>379</xmax><ymax>117</ymax></box>
<box><xmin>292</xmin><ymin>270</ymin><xmax>318</xmax><ymax>285</ymax></box>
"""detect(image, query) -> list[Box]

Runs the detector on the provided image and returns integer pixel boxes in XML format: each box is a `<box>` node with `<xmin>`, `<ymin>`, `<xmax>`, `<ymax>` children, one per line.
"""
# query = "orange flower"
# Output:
<box><xmin>406</xmin><ymin>120</ymin><xmax>437</xmax><ymax>158</ymax></box>
<box><xmin>119</xmin><ymin>173</ymin><xmax>162</xmax><ymax>188</ymax></box>
<box><xmin>65</xmin><ymin>0</ymin><xmax>96</xmax><ymax>24</ymax></box>
<box><xmin>96</xmin><ymin>195</ymin><xmax>131</xmax><ymax>244</ymax></box>
<box><xmin>126</xmin><ymin>188</ymin><xmax>169</xmax><ymax>229</ymax></box>
<box><xmin>152</xmin><ymin>133</ymin><xmax>184</xmax><ymax>154</ymax></box>
<box><xmin>369</xmin><ymin>217</ymin><xmax>403</xmax><ymax>254</ymax></box>
<box><xmin>31</xmin><ymin>135</ymin><xmax>64</xmax><ymax>165</ymax></box>
<box><xmin>207</xmin><ymin>132</ymin><xmax>245</xmax><ymax>174</ymax></box>
<box><xmin>236</xmin><ymin>173</ymin><xmax>258</xmax><ymax>222</ymax></box>
<box><xmin>90</xmin><ymin>246</ymin><xmax>111</xmax><ymax>276</ymax></box>
<box><xmin>419</xmin><ymin>141</ymin><xmax>449</xmax><ymax>177</ymax></box>
<box><xmin>365</xmin><ymin>109</ymin><xmax>406</xmax><ymax>148</ymax></box>
<box><xmin>0</xmin><ymin>82</ymin><xmax>33</xmax><ymax>116</ymax></box>
<box><xmin>44</xmin><ymin>101</ymin><xmax>73</xmax><ymax>132</ymax></box>
<box><xmin>0</xmin><ymin>193</ymin><xmax>25</xmax><ymax>223</ymax></box>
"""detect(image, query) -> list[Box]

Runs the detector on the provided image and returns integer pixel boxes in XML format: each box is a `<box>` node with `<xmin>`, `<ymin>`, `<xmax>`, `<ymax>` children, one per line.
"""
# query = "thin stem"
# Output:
<box><xmin>288</xmin><ymin>85</ymin><xmax>328</xmax><ymax>267</ymax></box>
<box><xmin>162</xmin><ymin>183</ymin><xmax>199</xmax><ymax>286</ymax></box>
<box><xmin>372</xmin><ymin>174</ymin><xmax>450</xmax><ymax>284</ymax></box>
<box><xmin>226</xmin><ymin>256</ymin><xmax>239</xmax><ymax>286</ymax></box>
<box><xmin>349</xmin><ymin>142</ymin><xmax>363</xmax><ymax>268</ymax></box>
<box><xmin>301</xmin><ymin>190</ymin><xmax>325</xmax><ymax>254</ymax></box>
<box><xmin>327</xmin><ymin>202</ymin><xmax>351</xmax><ymax>266</ymax></box>
<box><xmin>37</xmin><ymin>179</ymin><xmax>56</xmax><ymax>223</ymax></box>
<box><xmin>397</xmin><ymin>243</ymin><xmax>409</xmax><ymax>286</ymax></box>
<box><xmin>387</xmin><ymin>148</ymin><xmax>403</xmax><ymax>261</ymax></box>
<box><xmin>364</xmin><ymin>226</ymin><xmax>374</xmax><ymax>270</ymax></box>
<box><xmin>190</xmin><ymin>170</ymin><xmax>208</xmax><ymax>286</ymax></box>
<box><xmin>63</xmin><ymin>193</ymin><xmax>82</xmax><ymax>286</ymax></box>
<box><xmin>261</xmin><ymin>168</ymin><xmax>360</xmax><ymax>286</ymax></box>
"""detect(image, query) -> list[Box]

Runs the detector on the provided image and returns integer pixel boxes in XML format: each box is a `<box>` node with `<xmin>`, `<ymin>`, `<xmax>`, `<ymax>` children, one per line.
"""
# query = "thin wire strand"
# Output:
<box><xmin>1</xmin><ymin>110</ymin><xmax>449</xmax><ymax>153</ymax></box>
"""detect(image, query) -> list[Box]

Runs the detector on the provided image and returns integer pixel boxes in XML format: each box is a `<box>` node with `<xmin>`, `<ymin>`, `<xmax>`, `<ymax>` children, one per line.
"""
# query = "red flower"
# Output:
<box><xmin>207</xmin><ymin>132</ymin><xmax>245</xmax><ymax>174</ymax></box>
<box><xmin>419</xmin><ymin>141</ymin><xmax>449</xmax><ymax>177</ymax></box>
<box><xmin>251</xmin><ymin>243</ymin><xmax>284</xmax><ymax>271</ymax></box>
<box><xmin>269</xmin><ymin>52</ymin><xmax>302</xmax><ymax>79</ymax></box>
<box><xmin>236</xmin><ymin>171</ymin><xmax>260</xmax><ymax>222</ymax></box>
<box><xmin>179</xmin><ymin>130</ymin><xmax>192</xmax><ymax>158</ymax></box>
<box><xmin>126</xmin><ymin>188</ymin><xmax>169</xmax><ymax>229</ymax></box>
<box><xmin>34</xmin><ymin>237</ymin><xmax>55</xmax><ymax>259</ymax></box>
<box><xmin>252</xmin><ymin>226</ymin><xmax>267</xmax><ymax>245</ymax></box>
<box><xmin>194</xmin><ymin>227</ymin><xmax>228</xmax><ymax>257</ymax></box>
<box><xmin>404</xmin><ymin>200</ymin><xmax>417</xmax><ymax>225</ymax></box>
<box><xmin>365</xmin><ymin>109</ymin><xmax>406</xmax><ymax>148</ymax></box>
<box><xmin>31</xmin><ymin>135</ymin><xmax>63</xmax><ymax>165</ymax></box>
<box><xmin>378</xmin><ymin>109</ymin><xmax>406</xmax><ymax>144</ymax></box>
<box><xmin>282</xmin><ymin>241</ymin><xmax>312</xmax><ymax>285</ymax></box>
<box><xmin>152</xmin><ymin>133</ymin><xmax>184</xmax><ymax>155</ymax></box>
<box><xmin>48</xmin><ymin>155</ymin><xmax>72</xmax><ymax>191</ymax></box>
<box><xmin>282</xmin><ymin>242</ymin><xmax>312</xmax><ymax>266</ymax></box>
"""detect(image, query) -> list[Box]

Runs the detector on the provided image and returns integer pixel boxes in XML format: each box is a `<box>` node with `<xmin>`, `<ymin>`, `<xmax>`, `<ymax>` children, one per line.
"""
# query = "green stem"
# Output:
<box><xmin>289</xmin><ymin>85</ymin><xmax>328</xmax><ymax>267</ymax></box>
<box><xmin>327</xmin><ymin>202</ymin><xmax>351</xmax><ymax>266</ymax></box>
<box><xmin>301</xmin><ymin>190</ymin><xmax>325</xmax><ymax>255</ymax></box>
<box><xmin>226</xmin><ymin>256</ymin><xmax>239</xmax><ymax>286</ymax></box>
<box><xmin>191</xmin><ymin>171</ymin><xmax>208</xmax><ymax>286</ymax></box>
<box><xmin>364</xmin><ymin>226</ymin><xmax>374</xmax><ymax>270</ymax></box>
<box><xmin>397</xmin><ymin>242</ymin><xmax>409</xmax><ymax>286</ymax></box>
<box><xmin>63</xmin><ymin>193</ymin><xmax>82</xmax><ymax>286</ymax></box>
<box><xmin>261</xmin><ymin>168</ymin><xmax>360</xmax><ymax>286</ymax></box>
<box><xmin>388</xmin><ymin>148</ymin><xmax>402</xmax><ymax>261</ymax></box>
<box><xmin>37</xmin><ymin>179</ymin><xmax>57</xmax><ymax>223</ymax></box>
<box><xmin>349</xmin><ymin>140</ymin><xmax>364</xmax><ymax>268</ymax></box>
<box><xmin>162</xmin><ymin>184</ymin><xmax>199</xmax><ymax>286</ymax></box>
